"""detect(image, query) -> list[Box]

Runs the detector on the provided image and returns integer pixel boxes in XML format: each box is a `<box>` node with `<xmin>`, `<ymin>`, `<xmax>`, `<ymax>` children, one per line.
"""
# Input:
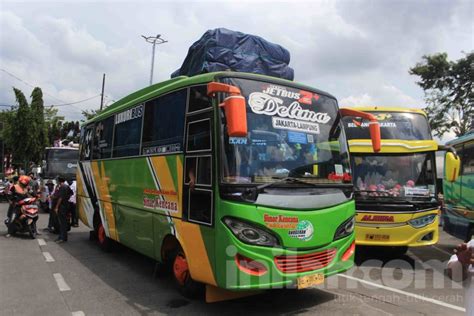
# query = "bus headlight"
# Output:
<box><xmin>223</xmin><ymin>217</ymin><xmax>280</xmax><ymax>247</ymax></box>
<box><xmin>408</xmin><ymin>214</ymin><xmax>437</xmax><ymax>228</ymax></box>
<box><xmin>334</xmin><ymin>216</ymin><xmax>355</xmax><ymax>240</ymax></box>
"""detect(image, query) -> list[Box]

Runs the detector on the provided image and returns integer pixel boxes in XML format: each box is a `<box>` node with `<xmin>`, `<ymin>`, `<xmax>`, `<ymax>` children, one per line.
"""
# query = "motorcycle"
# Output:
<box><xmin>5</xmin><ymin>197</ymin><xmax>39</xmax><ymax>239</ymax></box>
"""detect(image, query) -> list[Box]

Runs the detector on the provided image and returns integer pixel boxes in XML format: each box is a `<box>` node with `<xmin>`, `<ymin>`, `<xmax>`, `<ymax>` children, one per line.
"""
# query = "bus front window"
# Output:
<box><xmin>352</xmin><ymin>153</ymin><xmax>436</xmax><ymax>199</ymax></box>
<box><xmin>220</xmin><ymin>78</ymin><xmax>350</xmax><ymax>185</ymax></box>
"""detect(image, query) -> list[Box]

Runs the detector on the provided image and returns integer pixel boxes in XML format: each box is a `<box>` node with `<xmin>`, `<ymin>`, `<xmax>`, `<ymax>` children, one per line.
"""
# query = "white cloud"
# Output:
<box><xmin>339</xmin><ymin>93</ymin><xmax>373</xmax><ymax>108</ymax></box>
<box><xmin>0</xmin><ymin>0</ymin><xmax>472</xmax><ymax>122</ymax></box>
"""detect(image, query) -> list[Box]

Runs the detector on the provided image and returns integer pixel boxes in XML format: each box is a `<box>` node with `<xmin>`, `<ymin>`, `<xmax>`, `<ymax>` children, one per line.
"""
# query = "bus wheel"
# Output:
<box><xmin>391</xmin><ymin>246</ymin><xmax>408</xmax><ymax>257</ymax></box>
<box><xmin>466</xmin><ymin>227</ymin><xmax>474</xmax><ymax>243</ymax></box>
<box><xmin>171</xmin><ymin>247</ymin><xmax>203</xmax><ymax>299</ymax></box>
<box><xmin>97</xmin><ymin>222</ymin><xmax>113</xmax><ymax>252</ymax></box>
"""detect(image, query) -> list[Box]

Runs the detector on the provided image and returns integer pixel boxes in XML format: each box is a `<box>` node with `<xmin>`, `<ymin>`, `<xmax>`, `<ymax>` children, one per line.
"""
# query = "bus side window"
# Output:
<box><xmin>92</xmin><ymin>116</ymin><xmax>114</xmax><ymax>160</ymax></box>
<box><xmin>462</xmin><ymin>142</ymin><xmax>474</xmax><ymax>175</ymax></box>
<box><xmin>187</xmin><ymin>119</ymin><xmax>211</xmax><ymax>152</ymax></box>
<box><xmin>113</xmin><ymin>106</ymin><xmax>143</xmax><ymax>158</ymax></box>
<box><xmin>80</xmin><ymin>125</ymin><xmax>94</xmax><ymax>161</ymax></box>
<box><xmin>142</xmin><ymin>90</ymin><xmax>187</xmax><ymax>155</ymax></box>
<box><xmin>188</xmin><ymin>85</ymin><xmax>212</xmax><ymax>113</ymax></box>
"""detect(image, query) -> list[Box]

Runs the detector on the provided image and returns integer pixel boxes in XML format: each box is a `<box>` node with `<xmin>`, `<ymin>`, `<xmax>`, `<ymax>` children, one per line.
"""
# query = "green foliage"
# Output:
<box><xmin>30</xmin><ymin>87</ymin><xmax>48</xmax><ymax>164</ymax></box>
<box><xmin>81</xmin><ymin>108</ymin><xmax>103</xmax><ymax>121</ymax></box>
<box><xmin>11</xmin><ymin>88</ymin><xmax>32</xmax><ymax>167</ymax></box>
<box><xmin>410</xmin><ymin>52</ymin><xmax>474</xmax><ymax>138</ymax></box>
<box><xmin>1</xmin><ymin>87</ymin><xmax>80</xmax><ymax>170</ymax></box>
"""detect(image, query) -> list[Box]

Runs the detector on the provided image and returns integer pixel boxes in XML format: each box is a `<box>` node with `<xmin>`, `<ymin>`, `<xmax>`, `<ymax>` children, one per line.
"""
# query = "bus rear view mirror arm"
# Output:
<box><xmin>207</xmin><ymin>82</ymin><xmax>248</xmax><ymax>137</ymax></box>
<box><xmin>339</xmin><ymin>108</ymin><xmax>381</xmax><ymax>152</ymax></box>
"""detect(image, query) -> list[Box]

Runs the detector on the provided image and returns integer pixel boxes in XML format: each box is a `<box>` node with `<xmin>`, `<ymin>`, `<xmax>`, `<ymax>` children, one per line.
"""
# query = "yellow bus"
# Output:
<box><xmin>342</xmin><ymin>107</ymin><xmax>459</xmax><ymax>255</ymax></box>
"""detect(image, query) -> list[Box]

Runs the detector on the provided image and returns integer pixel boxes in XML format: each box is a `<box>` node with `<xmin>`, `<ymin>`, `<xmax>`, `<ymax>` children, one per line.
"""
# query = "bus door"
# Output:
<box><xmin>183</xmin><ymin>86</ymin><xmax>214</xmax><ymax>227</ymax></box>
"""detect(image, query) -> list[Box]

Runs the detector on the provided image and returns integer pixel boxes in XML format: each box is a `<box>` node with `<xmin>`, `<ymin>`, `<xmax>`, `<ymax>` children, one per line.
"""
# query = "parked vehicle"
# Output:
<box><xmin>342</xmin><ymin>107</ymin><xmax>460</xmax><ymax>255</ymax></box>
<box><xmin>77</xmin><ymin>72</ymin><xmax>381</xmax><ymax>300</ymax></box>
<box><xmin>442</xmin><ymin>131</ymin><xmax>474</xmax><ymax>242</ymax></box>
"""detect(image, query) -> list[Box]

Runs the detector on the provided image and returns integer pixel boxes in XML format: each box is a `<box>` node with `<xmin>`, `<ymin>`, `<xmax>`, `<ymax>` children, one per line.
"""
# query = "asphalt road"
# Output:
<box><xmin>0</xmin><ymin>203</ymin><xmax>468</xmax><ymax>316</ymax></box>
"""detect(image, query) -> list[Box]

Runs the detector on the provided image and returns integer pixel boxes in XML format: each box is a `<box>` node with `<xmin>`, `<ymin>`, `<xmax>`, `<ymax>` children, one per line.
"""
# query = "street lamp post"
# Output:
<box><xmin>141</xmin><ymin>34</ymin><xmax>168</xmax><ymax>85</ymax></box>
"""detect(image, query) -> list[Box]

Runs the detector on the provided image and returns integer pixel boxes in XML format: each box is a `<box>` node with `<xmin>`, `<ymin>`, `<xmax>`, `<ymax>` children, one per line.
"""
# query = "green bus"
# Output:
<box><xmin>77</xmin><ymin>72</ymin><xmax>380</xmax><ymax>301</ymax></box>
<box><xmin>442</xmin><ymin>131</ymin><xmax>474</xmax><ymax>242</ymax></box>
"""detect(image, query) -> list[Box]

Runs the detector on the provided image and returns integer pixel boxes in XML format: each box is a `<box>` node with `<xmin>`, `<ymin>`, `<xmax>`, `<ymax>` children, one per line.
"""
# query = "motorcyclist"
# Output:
<box><xmin>5</xmin><ymin>175</ymin><xmax>31</xmax><ymax>238</ymax></box>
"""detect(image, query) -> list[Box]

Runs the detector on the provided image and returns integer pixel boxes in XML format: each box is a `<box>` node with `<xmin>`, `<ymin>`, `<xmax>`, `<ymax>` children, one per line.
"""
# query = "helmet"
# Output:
<box><xmin>19</xmin><ymin>175</ymin><xmax>30</xmax><ymax>186</ymax></box>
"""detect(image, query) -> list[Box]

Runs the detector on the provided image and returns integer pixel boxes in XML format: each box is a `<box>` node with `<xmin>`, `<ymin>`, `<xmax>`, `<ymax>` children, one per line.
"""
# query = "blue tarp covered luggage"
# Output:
<box><xmin>171</xmin><ymin>28</ymin><xmax>294</xmax><ymax>80</ymax></box>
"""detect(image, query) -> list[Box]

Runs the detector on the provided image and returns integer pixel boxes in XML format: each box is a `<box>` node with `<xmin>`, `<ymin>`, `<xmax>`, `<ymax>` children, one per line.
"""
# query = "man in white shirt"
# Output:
<box><xmin>67</xmin><ymin>180</ymin><xmax>78</xmax><ymax>227</ymax></box>
<box><xmin>447</xmin><ymin>239</ymin><xmax>473</xmax><ymax>315</ymax></box>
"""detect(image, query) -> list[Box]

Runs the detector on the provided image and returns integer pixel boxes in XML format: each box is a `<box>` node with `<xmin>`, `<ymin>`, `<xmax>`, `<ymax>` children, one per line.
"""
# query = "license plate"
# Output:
<box><xmin>297</xmin><ymin>273</ymin><xmax>325</xmax><ymax>289</ymax></box>
<box><xmin>27</xmin><ymin>218</ymin><xmax>33</xmax><ymax>225</ymax></box>
<box><xmin>365</xmin><ymin>234</ymin><xmax>390</xmax><ymax>241</ymax></box>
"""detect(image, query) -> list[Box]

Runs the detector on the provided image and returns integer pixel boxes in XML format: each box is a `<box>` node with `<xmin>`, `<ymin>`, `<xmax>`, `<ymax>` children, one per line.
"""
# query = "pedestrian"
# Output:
<box><xmin>447</xmin><ymin>239</ymin><xmax>473</xmax><ymax>315</ymax></box>
<box><xmin>67</xmin><ymin>179</ymin><xmax>78</xmax><ymax>227</ymax></box>
<box><xmin>54</xmin><ymin>177</ymin><xmax>72</xmax><ymax>243</ymax></box>
<box><xmin>43</xmin><ymin>180</ymin><xmax>58</xmax><ymax>233</ymax></box>
<box><xmin>28</xmin><ymin>172</ymin><xmax>39</xmax><ymax>195</ymax></box>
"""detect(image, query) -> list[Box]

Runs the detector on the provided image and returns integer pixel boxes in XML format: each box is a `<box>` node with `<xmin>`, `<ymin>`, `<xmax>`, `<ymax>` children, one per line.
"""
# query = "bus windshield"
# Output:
<box><xmin>343</xmin><ymin>112</ymin><xmax>432</xmax><ymax>140</ymax></box>
<box><xmin>43</xmin><ymin>148</ymin><xmax>79</xmax><ymax>179</ymax></box>
<box><xmin>220</xmin><ymin>78</ymin><xmax>350</xmax><ymax>185</ymax></box>
<box><xmin>352</xmin><ymin>153</ymin><xmax>436</xmax><ymax>200</ymax></box>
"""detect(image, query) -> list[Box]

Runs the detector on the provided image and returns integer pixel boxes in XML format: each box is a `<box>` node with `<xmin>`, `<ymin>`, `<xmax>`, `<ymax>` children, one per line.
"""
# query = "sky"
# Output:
<box><xmin>0</xmin><ymin>0</ymin><xmax>472</xmax><ymax>141</ymax></box>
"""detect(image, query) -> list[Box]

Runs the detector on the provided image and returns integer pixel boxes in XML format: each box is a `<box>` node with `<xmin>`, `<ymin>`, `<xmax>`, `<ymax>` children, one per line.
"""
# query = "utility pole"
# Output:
<box><xmin>141</xmin><ymin>34</ymin><xmax>168</xmax><ymax>85</ymax></box>
<box><xmin>100</xmin><ymin>73</ymin><xmax>106</xmax><ymax>111</ymax></box>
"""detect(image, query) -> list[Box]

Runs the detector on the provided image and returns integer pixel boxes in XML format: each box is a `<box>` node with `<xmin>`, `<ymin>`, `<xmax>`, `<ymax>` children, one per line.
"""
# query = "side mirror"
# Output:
<box><xmin>444</xmin><ymin>152</ymin><xmax>460</xmax><ymax>182</ymax></box>
<box><xmin>339</xmin><ymin>108</ymin><xmax>381</xmax><ymax>152</ymax></box>
<box><xmin>207</xmin><ymin>82</ymin><xmax>248</xmax><ymax>137</ymax></box>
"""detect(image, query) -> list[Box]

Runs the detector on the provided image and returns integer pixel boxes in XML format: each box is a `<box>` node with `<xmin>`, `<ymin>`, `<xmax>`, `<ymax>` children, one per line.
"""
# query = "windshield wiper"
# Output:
<box><xmin>242</xmin><ymin>176</ymin><xmax>351</xmax><ymax>202</ymax></box>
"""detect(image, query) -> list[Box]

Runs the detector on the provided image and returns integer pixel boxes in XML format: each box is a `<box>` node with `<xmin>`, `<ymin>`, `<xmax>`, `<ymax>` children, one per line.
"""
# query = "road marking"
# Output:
<box><xmin>337</xmin><ymin>274</ymin><xmax>465</xmax><ymax>313</ymax></box>
<box><xmin>42</xmin><ymin>252</ymin><xmax>55</xmax><ymax>262</ymax></box>
<box><xmin>72</xmin><ymin>312</ymin><xmax>85</xmax><ymax>316</ymax></box>
<box><xmin>37</xmin><ymin>239</ymin><xmax>46</xmax><ymax>246</ymax></box>
<box><xmin>431</xmin><ymin>245</ymin><xmax>453</xmax><ymax>256</ymax></box>
<box><xmin>53</xmin><ymin>273</ymin><xmax>71</xmax><ymax>292</ymax></box>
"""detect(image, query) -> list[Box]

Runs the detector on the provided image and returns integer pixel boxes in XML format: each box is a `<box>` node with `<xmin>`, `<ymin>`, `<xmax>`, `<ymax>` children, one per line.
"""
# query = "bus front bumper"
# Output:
<box><xmin>215</xmin><ymin>234</ymin><xmax>355</xmax><ymax>291</ymax></box>
<box><xmin>355</xmin><ymin>212</ymin><xmax>439</xmax><ymax>247</ymax></box>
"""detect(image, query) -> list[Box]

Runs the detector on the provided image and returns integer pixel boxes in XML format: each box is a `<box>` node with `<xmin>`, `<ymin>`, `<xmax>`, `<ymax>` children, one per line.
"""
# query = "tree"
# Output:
<box><xmin>44</xmin><ymin>106</ymin><xmax>64</xmax><ymax>146</ymax></box>
<box><xmin>10</xmin><ymin>88</ymin><xmax>33</xmax><ymax>169</ymax></box>
<box><xmin>82</xmin><ymin>108</ymin><xmax>103</xmax><ymax>121</ymax></box>
<box><xmin>409</xmin><ymin>52</ymin><xmax>474</xmax><ymax>138</ymax></box>
<box><xmin>2</xmin><ymin>87</ymin><xmax>60</xmax><ymax>171</ymax></box>
<box><xmin>30</xmin><ymin>87</ymin><xmax>48</xmax><ymax>163</ymax></box>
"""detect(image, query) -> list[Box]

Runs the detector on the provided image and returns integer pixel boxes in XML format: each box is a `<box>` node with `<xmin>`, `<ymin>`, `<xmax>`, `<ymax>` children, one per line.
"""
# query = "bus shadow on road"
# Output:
<box><xmin>58</xmin><ymin>230</ymin><xmax>337</xmax><ymax>315</ymax></box>
<box><xmin>354</xmin><ymin>246</ymin><xmax>416</xmax><ymax>268</ymax></box>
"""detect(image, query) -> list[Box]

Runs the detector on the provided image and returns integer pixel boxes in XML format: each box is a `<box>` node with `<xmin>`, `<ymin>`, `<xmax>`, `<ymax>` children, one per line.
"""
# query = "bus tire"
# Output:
<box><xmin>391</xmin><ymin>246</ymin><xmax>408</xmax><ymax>256</ymax></box>
<box><xmin>96</xmin><ymin>222</ymin><xmax>113</xmax><ymax>252</ymax></box>
<box><xmin>170</xmin><ymin>247</ymin><xmax>203</xmax><ymax>299</ymax></box>
<box><xmin>466</xmin><ymin>227</ymin><xmax>474</xmax><ymax>243</ymax></box>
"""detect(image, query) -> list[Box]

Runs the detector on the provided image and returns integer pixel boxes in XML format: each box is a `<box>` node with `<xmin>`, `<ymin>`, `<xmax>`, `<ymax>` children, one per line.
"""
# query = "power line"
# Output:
<box><xmin>0</xmin><ymin>68</ymin><xmax>99</xmax><ymax>113</ymax></box>
<box><xmin>1</xmin><ymin>68</ymin><xmax>67</xmax><ymax>104</ymax></box>
<box><xmin>52</xmin><ymin>94</ymin><xmax>101</xmax><ymax>106</ymax></box>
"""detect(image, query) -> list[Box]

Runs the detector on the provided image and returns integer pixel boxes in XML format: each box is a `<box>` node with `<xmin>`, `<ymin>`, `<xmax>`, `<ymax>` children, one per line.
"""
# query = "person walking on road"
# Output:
<box><xmin>447</xmin><ymin>239</ymin><xmax>473</xmax><ymax>315</ymax></box>
<box><xmin>67</xmin><ymin>179</ymin><xmax>78</xmax><ymax>227</ymax></box>
<box><xmin>54</xmin><ymin>177</ymin><xmax>72</xmax><ymax>243</ymax></box>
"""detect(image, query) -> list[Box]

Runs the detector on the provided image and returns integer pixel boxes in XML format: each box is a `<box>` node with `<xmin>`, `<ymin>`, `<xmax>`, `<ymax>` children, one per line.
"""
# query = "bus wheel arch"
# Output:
<box><xmin>92</xmin><ymin>207</ymin><xmax>112</xmax><ymax>251</ymax></box>
<box><xmin>161</xmin><ymin>235</ymin><xmax>203</xmax><ymax>298</ymax></box>
<box><xmin>161</xmin><ymin>234</ymin><xmax>180</xmax><ymax>263</ymax></box>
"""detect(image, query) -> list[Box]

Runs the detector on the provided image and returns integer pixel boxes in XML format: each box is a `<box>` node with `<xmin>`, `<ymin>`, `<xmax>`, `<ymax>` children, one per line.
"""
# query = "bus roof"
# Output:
<box><xmin>348</xmin><ymin>106</ymin><xmax>427</xmax><ymax>116</ymax></box>
<box><xmin>87</xmin><ymin>72</ymin><xmax>335</xmax><ymax>124</ymax></box>
<box><xmin>446</xmin><ymin>131</ymin><xmax>474</xmax><ymax>146</ymax></box>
